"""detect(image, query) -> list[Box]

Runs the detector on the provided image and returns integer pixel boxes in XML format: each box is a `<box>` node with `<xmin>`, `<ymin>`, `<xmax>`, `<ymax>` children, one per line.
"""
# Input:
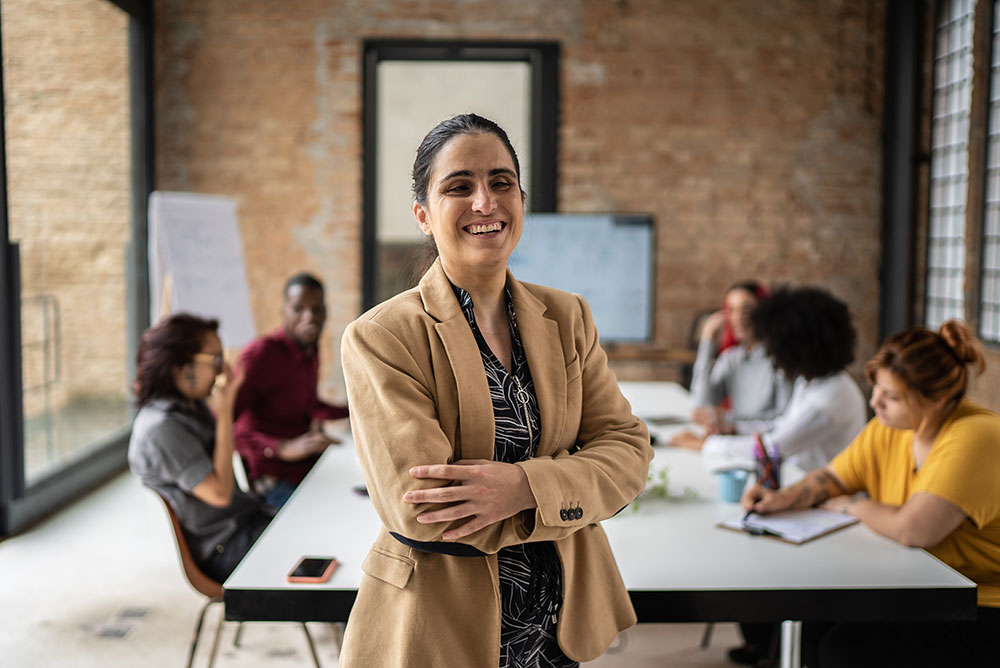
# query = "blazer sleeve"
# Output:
<box><xmin>515</xmin><ymin>296</ymin><xmax>653</xmax><ymax>542</ymax></box>
<box><xmin>342</xmin><ymin>317</ymin><xmax>523</xmax><ymax>555</ymax></box>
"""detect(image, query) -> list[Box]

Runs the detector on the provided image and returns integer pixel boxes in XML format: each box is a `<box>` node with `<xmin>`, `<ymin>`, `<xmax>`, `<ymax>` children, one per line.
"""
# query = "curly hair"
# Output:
<box><xmin>866</xmin><ymin>319</ymin><xmax>985</xmax><ymax>404</ymax></box>
<box><xmin>750</xmin><ymin>286</ymin><xmax>856</xmax><ymax>380</ymax></box>
<box><xmin>133</xmin><ymin>313</ymin><xmax>219</xmax><ymax>407</ymax></box>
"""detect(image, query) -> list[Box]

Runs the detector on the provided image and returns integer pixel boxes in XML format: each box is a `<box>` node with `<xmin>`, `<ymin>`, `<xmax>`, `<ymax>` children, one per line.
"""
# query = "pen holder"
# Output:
<box><xmin>717</xmin><ymin>469</ymin><xmax>750</xmax><ymax>503</ymax></box>
<box><xmin>757</xmin><ymin>453</ymin><xmax>781</xmax><ymax>490</ymax></box>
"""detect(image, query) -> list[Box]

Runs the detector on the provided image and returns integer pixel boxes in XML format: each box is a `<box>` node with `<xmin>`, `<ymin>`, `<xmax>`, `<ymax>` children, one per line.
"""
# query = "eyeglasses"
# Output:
<box><xmin>193</xmin><ymin>352</ymin><xmax>224</xmax><ymax>374</ymax></box>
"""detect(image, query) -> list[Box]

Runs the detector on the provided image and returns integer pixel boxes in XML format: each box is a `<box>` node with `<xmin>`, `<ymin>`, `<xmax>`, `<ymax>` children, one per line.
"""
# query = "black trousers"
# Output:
<box><xmin>199</xmin><ymin>511</ymin><xmax>272</xmax><ymax>584</ymax></box>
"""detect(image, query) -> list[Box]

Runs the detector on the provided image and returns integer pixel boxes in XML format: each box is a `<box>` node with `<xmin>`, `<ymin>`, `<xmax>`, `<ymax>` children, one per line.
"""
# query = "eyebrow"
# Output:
<box><xmin>438</xmin><ymin>167</ymin><xmax>517</xmax><ymax>182</ymax></box>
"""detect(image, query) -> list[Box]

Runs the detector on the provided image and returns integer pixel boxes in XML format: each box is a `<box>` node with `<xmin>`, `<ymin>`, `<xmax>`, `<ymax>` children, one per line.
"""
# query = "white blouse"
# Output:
<box><xmin>702</xmin><ymin>370</ymin><xmax>868</xmax><ymax>473</ymax></box>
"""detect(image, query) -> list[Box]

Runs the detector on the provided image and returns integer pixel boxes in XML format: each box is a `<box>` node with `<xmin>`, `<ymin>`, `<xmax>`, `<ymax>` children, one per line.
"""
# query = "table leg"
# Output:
<box><xmin>779</xmin><ymin>620</ymin><xmax>801</xmax><ymax>668</ymax></box>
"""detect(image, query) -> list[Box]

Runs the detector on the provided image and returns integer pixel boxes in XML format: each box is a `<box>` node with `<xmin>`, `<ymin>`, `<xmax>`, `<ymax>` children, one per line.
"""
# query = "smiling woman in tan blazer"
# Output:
<box><xmin>339</xmin><ymin>114</ymin><xmax>652</xmax><ymax>668</ymax></box>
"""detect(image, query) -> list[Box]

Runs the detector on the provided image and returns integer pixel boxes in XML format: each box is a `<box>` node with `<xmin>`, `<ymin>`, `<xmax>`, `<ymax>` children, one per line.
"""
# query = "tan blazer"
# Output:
<box><xmin>339</xmin><ymin>259</ymin><xmax>652</xmax><ymax>667</ymax></box>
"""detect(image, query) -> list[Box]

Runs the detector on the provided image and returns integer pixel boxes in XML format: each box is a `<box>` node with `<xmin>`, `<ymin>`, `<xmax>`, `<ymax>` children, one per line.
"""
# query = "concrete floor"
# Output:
<box><xmin>0</xmin><ymin>471</ymin><xmax>743</xmax><ymax>667</ymax></box>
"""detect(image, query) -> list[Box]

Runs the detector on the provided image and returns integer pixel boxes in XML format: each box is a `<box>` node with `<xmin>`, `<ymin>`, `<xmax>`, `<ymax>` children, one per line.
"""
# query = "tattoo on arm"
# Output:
<box><xmin>787</xmin><ymin>470</ymin><xmax>849</xmax><ymax>508</ymax></box>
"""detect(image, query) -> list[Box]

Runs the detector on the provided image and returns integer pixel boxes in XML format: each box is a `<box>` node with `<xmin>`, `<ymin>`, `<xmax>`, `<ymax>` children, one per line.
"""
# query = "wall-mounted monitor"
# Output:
<box><xmin>508</xmin><ymin>213</ymin><xmax>654</xmax><ymax>342</ymax></box>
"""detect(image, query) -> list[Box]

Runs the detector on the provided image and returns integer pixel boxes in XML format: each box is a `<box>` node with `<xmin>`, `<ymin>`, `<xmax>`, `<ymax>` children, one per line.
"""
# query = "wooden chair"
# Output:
<box><xmin>157</xmin><ymin>494</ymin><xmax>322</xmax><ymax>668</ymax></box>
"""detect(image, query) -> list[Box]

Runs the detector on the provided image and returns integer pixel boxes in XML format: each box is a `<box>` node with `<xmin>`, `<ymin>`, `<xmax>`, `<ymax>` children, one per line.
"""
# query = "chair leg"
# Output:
<box><xmin>700</xmin><ymin>622</ymin><xmax>714</xmax><ymax>649</ymax></box>
<box><xmin>330</xmin><ymin>622</ymin><xmax>343</xmax><ymax>655</ymax></box>
<box><xmin>187</xmin><ymin>598</ymin><xmax>216</xmax><ymax>668</ymax></box>
<box><xmin>205</xmin><ymin>605</ymin><xmax>226</xmax><ymax>668</ymax></box>
<box><xmin>301</xmin><ymin>622</ymin><xmax>322</xmax><ymax>668</ymax></box>
<box><xmin>233</xmin><ymin>621</ymin><xmax>244</xmax><ymax>648</ymax></box>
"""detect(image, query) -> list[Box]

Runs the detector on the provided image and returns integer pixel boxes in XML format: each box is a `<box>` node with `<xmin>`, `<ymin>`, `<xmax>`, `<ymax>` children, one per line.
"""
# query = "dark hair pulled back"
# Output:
<box><xmin>133</xmin><ymin>313</ymin><xmax>219</xmax><ymax>407</ymax></box>
<box><xmin>411</xmin><ymin>113</ymin><xmax>523</xmax><ymax>206</ymax></box>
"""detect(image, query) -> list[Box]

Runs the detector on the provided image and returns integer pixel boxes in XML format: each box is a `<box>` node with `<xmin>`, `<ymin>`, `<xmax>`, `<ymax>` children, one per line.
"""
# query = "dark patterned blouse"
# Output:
<box><xmin>453</xmin><ymin>283</ymin><xmax>578</xmax><ymax>668</ymax></box>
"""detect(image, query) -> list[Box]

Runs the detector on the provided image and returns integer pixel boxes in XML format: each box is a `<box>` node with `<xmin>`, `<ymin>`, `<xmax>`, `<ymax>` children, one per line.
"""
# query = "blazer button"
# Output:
<box><xmin>560</xmin><ymin>509</ymin><xmax>568</xmax><ymax>521</ymax></box>
<box><xmin>575</xmin><ymin>507</ymin><xmax>583</xmax><ymax>519</ymax></box>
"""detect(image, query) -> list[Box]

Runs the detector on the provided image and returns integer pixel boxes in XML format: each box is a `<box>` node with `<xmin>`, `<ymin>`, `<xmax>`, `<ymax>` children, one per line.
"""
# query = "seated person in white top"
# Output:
<box><xmin>687</xmin><ymin>279</ymin><xmax>792</xmax><ymax>432</ymax></box>
<box><xmin>672</xmin><ymin>286</ymin><xmax>867</xmax><ymax>474</ymax></box>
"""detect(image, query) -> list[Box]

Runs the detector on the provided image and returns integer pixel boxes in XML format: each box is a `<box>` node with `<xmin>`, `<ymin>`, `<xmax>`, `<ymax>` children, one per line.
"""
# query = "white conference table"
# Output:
<box><xmin>224</xmin><ymin>382</ymin><xmax>976</xmax><ymax>666</ymax></box>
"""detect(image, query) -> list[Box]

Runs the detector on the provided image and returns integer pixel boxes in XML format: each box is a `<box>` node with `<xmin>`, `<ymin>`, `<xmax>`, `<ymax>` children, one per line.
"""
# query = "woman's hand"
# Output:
<box><xmin>691</xmin><ymin>406</ymin><xmax>718</xmax><ymax>430</ymax></box>
<box><xmin>700</xmin><ymin>310</ymin><xmax>726</xmax><ymax>343</ymax></box>
<box><xmin>691</xmin><ymin>407</ymin><xmax>734</xmax><ymax>435</ymax></box>
<box><xmin>210</xmin><ymin>361</ymin><xmax>245</xmax><ymax>417</ymax></box>
<box><xmin>403</xmin><ymin>459</ymin><xmax>538</xmax><ymax>540</ymax></box>
<box><xmin>743</xmin><ymin>468</ymin><xmax>851</xmax><ymax>516</ymax></box>
<box><xmin>670</xmin><ymin>431</ymin><xmax>707</xmax><ymax>450</ymax></box>
<box><xmin>820</xmin><ymin>495</ymin><xmax>858</xmax><ymax>516</ymax></box>
<box><xmin>741</xmin><ymin>482</ymin><xmax>789</xmax><ymax>514</ymax></box>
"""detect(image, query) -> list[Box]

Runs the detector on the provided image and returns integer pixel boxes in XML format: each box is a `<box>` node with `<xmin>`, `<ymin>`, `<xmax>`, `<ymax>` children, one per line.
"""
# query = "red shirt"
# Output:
<box><xmin>233</xmin><ymin>329</ymin><xmax>348</xmax><ymax>484</ymax></box>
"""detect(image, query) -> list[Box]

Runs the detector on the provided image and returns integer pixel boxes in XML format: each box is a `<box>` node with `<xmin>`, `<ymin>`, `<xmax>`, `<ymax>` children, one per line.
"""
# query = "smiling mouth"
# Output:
<box><xmin>465</xmin><ymin>221</ymin><xmax>505</xmax><ymax>235</ymax></box>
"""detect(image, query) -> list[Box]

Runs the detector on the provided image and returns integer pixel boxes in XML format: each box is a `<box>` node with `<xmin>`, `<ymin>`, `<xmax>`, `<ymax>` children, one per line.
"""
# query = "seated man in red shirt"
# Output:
<box><xmin>234</xmin><ymin>272</ymin><xmax>349</xmax><ymax>507</ymax></box>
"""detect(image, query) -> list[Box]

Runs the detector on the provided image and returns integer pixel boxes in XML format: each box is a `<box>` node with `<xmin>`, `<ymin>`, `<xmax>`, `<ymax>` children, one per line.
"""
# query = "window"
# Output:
<box><xmin>980</xmin><ymin>3</ymin><xmax>1000</xmax><ymax>341</ymax></box>
<box><xmin>926</xmin><ymin>0</ymin><xmax>976</xmax><ymax>330</ymax></box>
<box><xmin>0</xmin><ymin>0</ymin><xmax>153</xmax><ymax>535</ymax></box>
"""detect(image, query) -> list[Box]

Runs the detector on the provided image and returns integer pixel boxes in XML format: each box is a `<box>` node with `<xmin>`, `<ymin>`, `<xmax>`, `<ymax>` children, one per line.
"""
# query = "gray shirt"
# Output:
<box><xmin>128</xmin><ymin>397</ymin><xmax>261</xmax><ymax>564</ymax></box>
<box><xmin>690</xmin><ymin>339</ymin><xmax>793</xmax><ymax>422</ymax></box>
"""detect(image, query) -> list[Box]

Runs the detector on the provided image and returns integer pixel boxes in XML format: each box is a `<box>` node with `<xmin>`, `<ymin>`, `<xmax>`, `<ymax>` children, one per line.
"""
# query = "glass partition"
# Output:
<box><xmin>2</xmin><ymin>0</ymin><xmax>133</xmax><ymax>483</ymax></box>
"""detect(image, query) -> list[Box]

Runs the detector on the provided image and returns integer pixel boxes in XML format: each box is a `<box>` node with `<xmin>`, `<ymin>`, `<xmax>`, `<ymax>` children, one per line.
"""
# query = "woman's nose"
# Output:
<box><xmin>472</xmin><ymin>185</ymin><xmax>497</xmax><ymax>214</ymax></box>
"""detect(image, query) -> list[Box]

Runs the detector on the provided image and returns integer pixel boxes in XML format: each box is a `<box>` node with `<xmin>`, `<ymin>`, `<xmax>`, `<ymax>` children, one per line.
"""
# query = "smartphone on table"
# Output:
<box><xmin>286</xmin><ymin>556</ymin><xmax>339</xmax><ymax>584</ymax></box>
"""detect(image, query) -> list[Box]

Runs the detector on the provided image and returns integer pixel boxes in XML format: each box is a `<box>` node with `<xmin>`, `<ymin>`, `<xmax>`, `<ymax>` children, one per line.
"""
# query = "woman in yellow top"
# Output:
<box><xmin>743</xmin><ymin>320</ymin><xmax>1000</xmax><ymax>668</ymax></box>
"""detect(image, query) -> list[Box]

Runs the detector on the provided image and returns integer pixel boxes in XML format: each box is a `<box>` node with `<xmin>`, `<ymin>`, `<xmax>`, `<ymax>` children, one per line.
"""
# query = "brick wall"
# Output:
<box><xmin>154</xmin><ymin>0</ymin><xmax>887</xmax><ymax>398</ymax></box>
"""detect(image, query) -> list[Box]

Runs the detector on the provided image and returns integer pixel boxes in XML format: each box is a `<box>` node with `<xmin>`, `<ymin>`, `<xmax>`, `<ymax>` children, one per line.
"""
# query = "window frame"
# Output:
<box><xmin>0</xmin><ymin>0</ymin><xmax>155</xmax><ymax>536</ymax></box>
<box><xmin>360</xmin><ymin>39</ymin><xmax>559</xmax><ymax>312</ymax></box>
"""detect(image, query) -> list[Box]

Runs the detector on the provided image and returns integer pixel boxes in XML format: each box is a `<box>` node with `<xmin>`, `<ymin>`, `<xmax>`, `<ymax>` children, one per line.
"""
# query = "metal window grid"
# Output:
<box><xmin>981</xmin><ymin>2</ymin><xmax>1000</xmax><ymax>342</ymax></box>
<box><xmin>927</xmin><ymin>0</ymin><xmax>975</xmax><ymax>330</ymax></box>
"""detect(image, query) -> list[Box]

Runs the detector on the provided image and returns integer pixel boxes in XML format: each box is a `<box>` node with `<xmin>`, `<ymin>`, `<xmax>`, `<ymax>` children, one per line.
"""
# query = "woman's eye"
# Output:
<box><xmin>493</xmin><ymin>180</ymin><xmax>512</xmax><ymax>190</ymax></box>
<box><xmin>446</xmin><ymin>184</ymin><xmax>469</xmax><ymax>194</ymax></box>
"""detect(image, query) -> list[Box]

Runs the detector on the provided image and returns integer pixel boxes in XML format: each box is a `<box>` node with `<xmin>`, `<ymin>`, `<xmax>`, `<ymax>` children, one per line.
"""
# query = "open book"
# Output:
<box><xmin>718</xmin><ymin>508</ymin><xmax>859</xmax><ymax>545</ymax></box>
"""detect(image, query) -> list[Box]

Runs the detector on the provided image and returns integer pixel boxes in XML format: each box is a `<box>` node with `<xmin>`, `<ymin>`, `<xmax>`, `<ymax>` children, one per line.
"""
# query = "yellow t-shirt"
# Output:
<box><xmin>831</xmin><ymin>400</ymin><xmax>1000</xmax><ymax>607</ymax></box>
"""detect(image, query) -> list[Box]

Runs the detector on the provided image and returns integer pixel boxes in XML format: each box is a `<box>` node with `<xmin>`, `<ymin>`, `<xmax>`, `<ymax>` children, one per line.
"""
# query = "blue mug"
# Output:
<box><xmin>717</xmin><ymin>469</ymin><xmax>750</xmax><ymax>503</ymax></box>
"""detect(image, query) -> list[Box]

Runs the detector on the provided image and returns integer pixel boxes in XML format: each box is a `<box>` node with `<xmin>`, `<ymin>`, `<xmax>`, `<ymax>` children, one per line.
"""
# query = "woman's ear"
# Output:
<box><xmin>413</xmin><ymin>201</ymin><xmax>433</xmax><ymax>236</ymax></box>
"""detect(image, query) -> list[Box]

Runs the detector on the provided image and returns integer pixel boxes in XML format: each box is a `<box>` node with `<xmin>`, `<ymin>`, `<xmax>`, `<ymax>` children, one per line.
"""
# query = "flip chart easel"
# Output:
<box><xmin>148</xmin><ymin>191</ymin><xmax>256</xmax><ymax>348</ymax></box>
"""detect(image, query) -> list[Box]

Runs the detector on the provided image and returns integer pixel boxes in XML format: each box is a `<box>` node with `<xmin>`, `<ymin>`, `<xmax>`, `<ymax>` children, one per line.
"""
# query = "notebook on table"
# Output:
<box><xmin>718</xmin><ymin>508</ymin><xmax>859</xmax><ymax>545</ymax></box>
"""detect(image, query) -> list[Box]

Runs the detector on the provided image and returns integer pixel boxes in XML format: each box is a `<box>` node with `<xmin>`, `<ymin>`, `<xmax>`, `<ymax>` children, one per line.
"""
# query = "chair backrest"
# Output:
<box><xmin>156</xmin><ymin>493</ymin><xmax>224</xmax><ymax>599</ymax></box>
<box><xmin>232</xmin><ymin>452</ymin><xmax>251</xmax><ymax>494</ymax></box>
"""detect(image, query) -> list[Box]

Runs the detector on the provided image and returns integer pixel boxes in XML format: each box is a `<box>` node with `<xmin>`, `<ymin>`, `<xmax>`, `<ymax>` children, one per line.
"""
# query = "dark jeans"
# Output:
<box><xmin>801</xmin><ymin>606</ymin><xmax>1000</xmax><ymax>668</ymax></box>
<box><xmin>199</xmin><ymin>511</ymin><xmax>272</xmax><ymax>584</ymax></box>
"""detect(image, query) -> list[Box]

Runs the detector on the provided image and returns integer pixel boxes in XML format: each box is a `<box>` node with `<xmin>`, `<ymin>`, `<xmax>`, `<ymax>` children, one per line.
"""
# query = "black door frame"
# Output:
<box><xmin>360</xmin><ymin>39</ymin><xmax>559</xmax><ymax>311</ymax></box>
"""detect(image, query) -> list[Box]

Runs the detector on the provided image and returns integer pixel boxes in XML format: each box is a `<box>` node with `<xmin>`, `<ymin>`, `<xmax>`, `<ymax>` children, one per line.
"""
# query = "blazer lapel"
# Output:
<box><xmin>509</xmin><ymin>275</ymin><xmax>567</xmax><ymax>457</ymax></box>
<box><xmin>420</xmin><ymin>260</ymin><xmax>495</xmax><ymax>462</ymax></box>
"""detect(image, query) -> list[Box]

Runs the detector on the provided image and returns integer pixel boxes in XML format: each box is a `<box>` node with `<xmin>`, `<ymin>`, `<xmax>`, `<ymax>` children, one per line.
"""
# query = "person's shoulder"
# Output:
<box><xmin>515</xmin><ymin>280</ymin><xmax>588</xmax><ymax>320</ymax></box>
<box><xmin>818</xmin><ymin>370</ymin><xmax>863</xmax><ymax>395</ymax></box>
<box><xmin>944</xmin><ymin>400</ymin><xmax>1000</xmax><ymax>438</ymax></box>
<box><xmin>240</xmin><ymin>330</ymin><xmax>288</xmax><ymax>360</ymax></box>
<box><xmin>131</xmin><ymin>400</ymin><xmax>185</xmax><ymax>449</ymax></box>
<box><xmin>345</xmin><ymin>287</ymin><xmax>428</xmax><ymax>339</ymax></box>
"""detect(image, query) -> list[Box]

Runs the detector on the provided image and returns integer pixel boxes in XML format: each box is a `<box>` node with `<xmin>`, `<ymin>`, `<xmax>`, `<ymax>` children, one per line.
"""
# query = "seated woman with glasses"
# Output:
<box><xmin>128</xmin><ymin>313</ymin><xmax>273</xmax><ymax>582</ymax></box>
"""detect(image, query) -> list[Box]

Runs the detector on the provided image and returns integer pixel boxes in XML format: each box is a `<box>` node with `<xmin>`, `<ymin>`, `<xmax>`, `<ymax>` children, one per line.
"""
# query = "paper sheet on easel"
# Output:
<box><xmin>148</xmin><ymin>191</ymin><xmax>256</xmax><ymax>348</ymax></box>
